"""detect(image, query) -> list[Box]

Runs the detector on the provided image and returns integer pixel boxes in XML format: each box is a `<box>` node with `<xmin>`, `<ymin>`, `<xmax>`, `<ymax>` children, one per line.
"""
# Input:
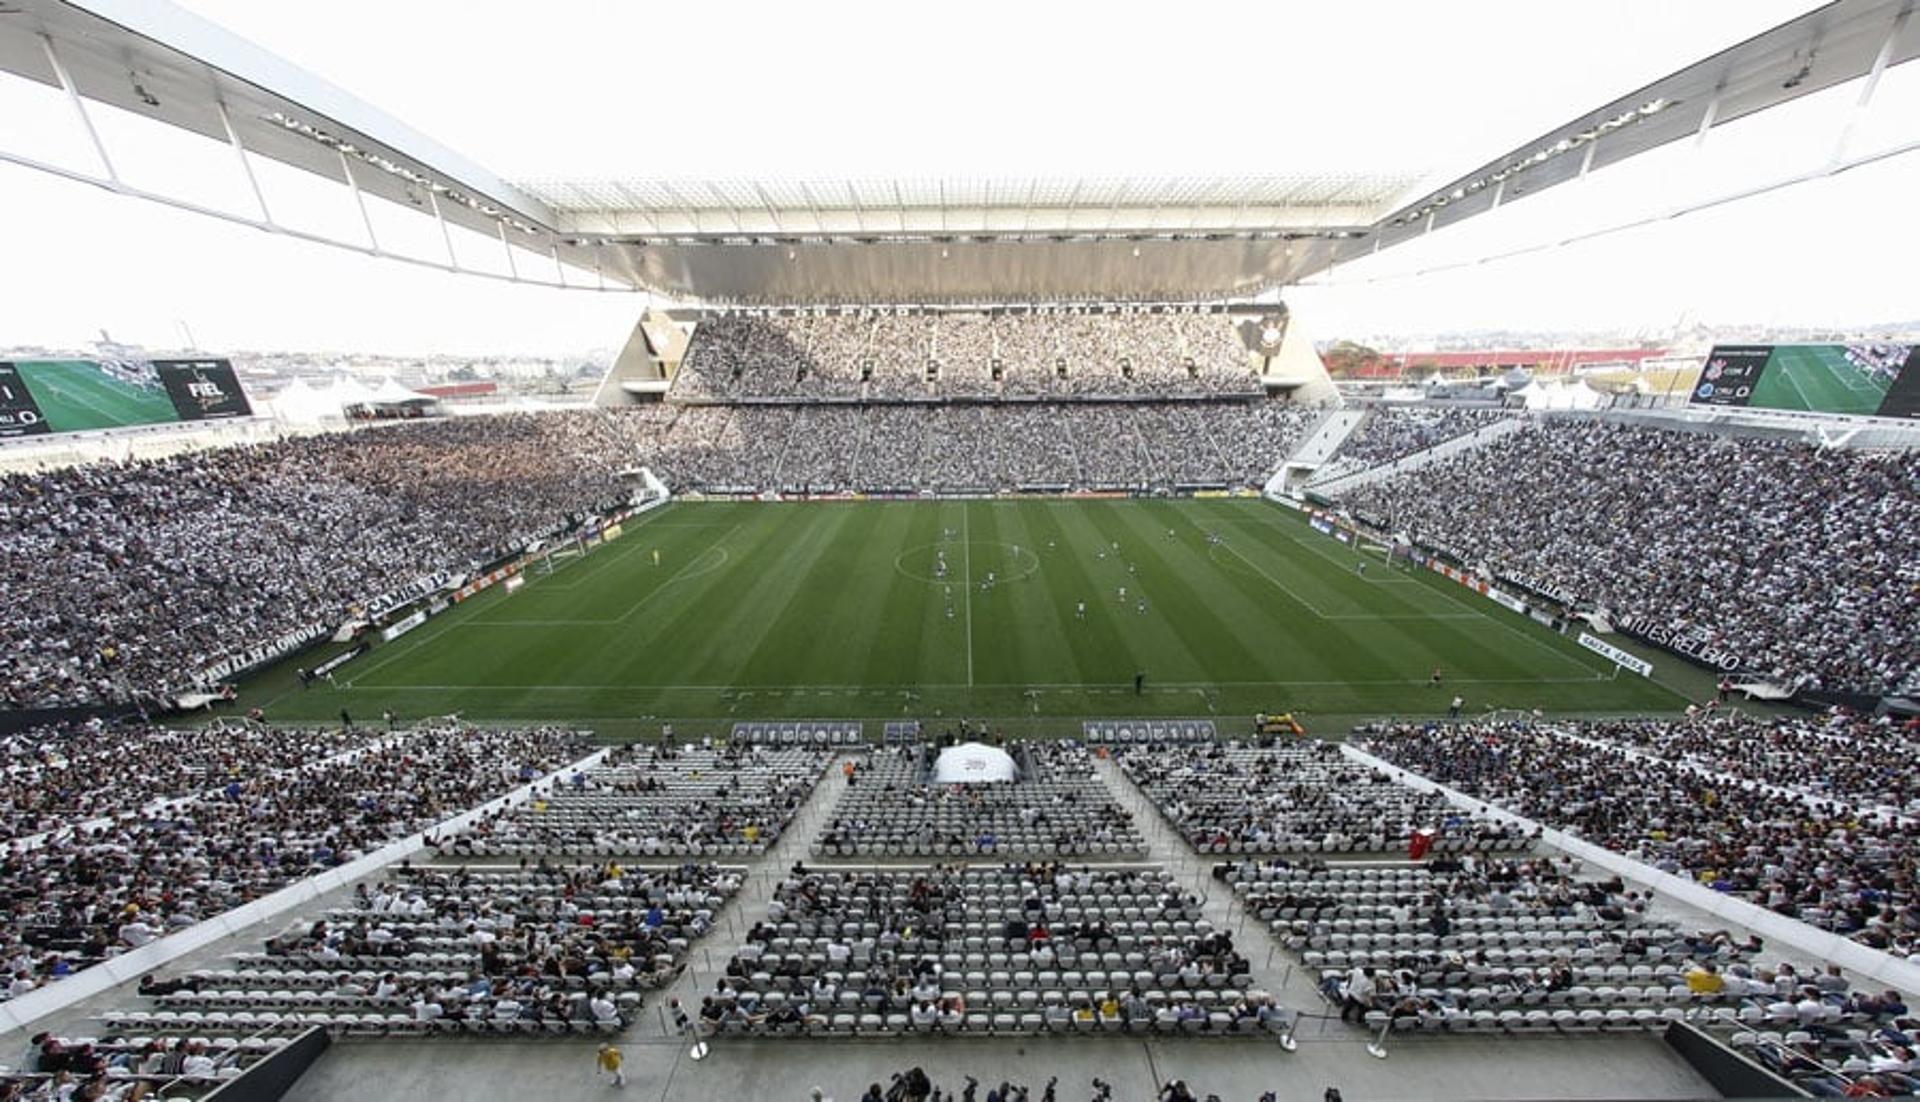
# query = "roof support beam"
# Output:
<box><xmin>41</xmin><ymin>35</ymin><xmax>116</xmax><ymax>185</ymax></box>
<box><xmin>0</xmin><ymin>145</ymin><xmax>603</xmax><ymax>291</ymax></box>
<box><xmin>657</xmin><ymin>181</ymin><xmax>704</xmax><ymax>235</ymax></box>
<box><xmin>700</xmin><ymin>180</ymin><xmax>744</xmax><ymax>233</ymax></box>
<box><xmin>748</xmin><ymin>180</ymin><xmax>783</xmax><ymax>235</ymax></box>
<box><xmin>497</xmin><ymin>221</ymin><xmax>519</xmax><ymax>279</ymax></box>
<box><xmin>1833</xmin><ymin>8</ymin><xmax>1911</xmax><ymax>164</ymax></box>
<box><xmin>338</xmin><ymin>148</ymin><xmax>379</xmax><ymax>252</ymax></box>
<box><xmin>215</xmin><ymin>99</ymin><xmax>271</xmax><ymax>224</ymax></box>
<box><xmin>428</xmin><ymin>188</ymin><xmax>459</xmax><ymax>271</ymax></box>
<box><xmin>797</xmin><ymin>180</ymin><xmax>826</xmax><ymax>234</ymax></box>
<box><xmin>1693</xmin><ymin>91</ymin><xmax>1722</xmax><ymax>148</ymax></box>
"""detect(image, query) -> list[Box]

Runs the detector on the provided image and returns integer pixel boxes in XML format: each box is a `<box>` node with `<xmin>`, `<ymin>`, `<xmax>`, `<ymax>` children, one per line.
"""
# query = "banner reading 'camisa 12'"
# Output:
<box><xmin>0</xmin><ymin>358</ymin><xmax>253</xmax><ymax>438</ymax></box>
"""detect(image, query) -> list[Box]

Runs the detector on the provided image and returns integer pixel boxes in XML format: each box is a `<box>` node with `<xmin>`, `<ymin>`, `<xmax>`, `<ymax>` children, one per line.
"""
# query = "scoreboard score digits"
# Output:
<box><xmin>0</xmin><ymin>364</ymin><xmax>52</xmax><ymax>438</ymax></box>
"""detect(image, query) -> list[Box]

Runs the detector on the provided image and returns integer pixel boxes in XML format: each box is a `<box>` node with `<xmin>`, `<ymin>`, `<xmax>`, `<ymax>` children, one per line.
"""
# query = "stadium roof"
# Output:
<box><xmin>1</xmin><ymin>0</ymin><xmax>1916</xmax><ymax>303</ymax></box>
<box><xmin>515</xmin><ymin>175</ymin><xmax>1418</xmax><ymax>238</ymax></box>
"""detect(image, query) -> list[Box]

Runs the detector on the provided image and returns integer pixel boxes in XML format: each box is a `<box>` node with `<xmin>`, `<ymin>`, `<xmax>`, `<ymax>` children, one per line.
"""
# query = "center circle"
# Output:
<box><xmin>893</xmin><ymin>540</ymin><xmax>1042</xmax><ymax>586</ymax></box>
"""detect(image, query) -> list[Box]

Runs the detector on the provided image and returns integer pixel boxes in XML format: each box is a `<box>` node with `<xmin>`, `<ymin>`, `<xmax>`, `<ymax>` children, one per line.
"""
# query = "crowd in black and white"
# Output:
<box><xmin>1314</xmin><ymin>406</ymin><xmax>1514</xmax><ymax>480</ymax></box>
<box><xmin>446</xmin><ymin>742</ymin><xmax>829</xmax><ymax>857</ymax></box>
<box><xmin>611</xmin><ymin>401</ymin><xmax>1314</xmax><ymax>494</ymax></box>
<box><xmin>1342</xmin><ymin>420</ymin><xmax>1919</xmax><ymax>695</ymax></box>
<box><xmin>671</xmin><ymin>313</ymin><xmax>1262</xmax><ymax>400</ymax></box>
<box><xmin>1357</xmin><ymin>718</ymin><xmax>1920</xmax><ymax>953</ymax></box>
<box><xmin>0</xmin><ymin>413</ymin><xmax>637</xmax><ymax>707</ymax></box>
<box><xmin>1118</xmin><ymin>741</ymin><xmax>1535</xmax><ymax>855</ymax></box>
<box><xmin>0</xmin><ymin>721</ymin><xmax>387</xmax><ymax>845</ymax></box>
<box><xmin>0</xmin><ymin>724</ymin><xmax>588</xmax><ymax>1001</ymax></box>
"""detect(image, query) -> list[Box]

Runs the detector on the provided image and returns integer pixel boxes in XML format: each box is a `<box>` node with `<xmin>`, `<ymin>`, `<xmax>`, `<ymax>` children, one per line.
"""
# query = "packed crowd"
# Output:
<box><xmin>1342</xmin><ymin>420</ymin><xmax>1920</xmax><ymax>695</ymax></box>
<box><xmin>445</xmin><ymin>743</ymin><xmax>829</xmax><ymax>857</ymax></box>
<box><xmin>1318</xmin><ymin>406</ymin><xmax>1514</xmax><ymax>477</ymax></box>
<box><xmin>0</xmin><ymin>724</ymin><xmax>588</xmax><ymax>1001</ymax></box>
<box><xmin>1569</xmin><ymin>711</ymin><xmax>1920</xmax><ymax>820</ymax></box>
<box><xmin>0</xmin><ymin>413</ymin><xmax>637</xmax><ymax>707</ymax></box>
<box><xmin>611</xmin><ymin>400</ymin><xmax>1313</xmax><ymax>493</ymax></box>
<box><xmin>672</xmin><ymin>313</ymin><xmax>1261</xmax><ymax>400</ymax></box>
<box><xmin>0</xmin><ymin>721</ymin><xmax>388</xmax><ymax>845</ymax></box>
<box><xmin>1117</xmin><ymin>741</ymin><xmax>1534</xmax><ymax>854</ymax></box>
<box><xmin>1357</xmin><ymin>720</ymin><xmax>1920</xmax><ymax>953</ymax></box>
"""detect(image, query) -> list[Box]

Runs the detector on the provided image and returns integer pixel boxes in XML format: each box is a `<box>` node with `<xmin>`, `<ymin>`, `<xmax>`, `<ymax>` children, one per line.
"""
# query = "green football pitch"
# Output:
<box><xmin>15</xmin><ymin>360</ymin><xmax>178</xmax><ymax>432</ymax></box>
<box><xmin>256</xmin><ymin>498</ymin><xmax>1684</xmax><ymax>729</ymax></box>
<box><xmin>1749</xmin><ymin>345</ymin><xmax>1894</xmax><ymax>416</ymax></box>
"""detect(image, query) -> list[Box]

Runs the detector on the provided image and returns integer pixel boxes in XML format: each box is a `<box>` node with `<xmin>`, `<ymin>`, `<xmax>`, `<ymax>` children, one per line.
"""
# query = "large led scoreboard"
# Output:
<box><xmin>1691</xmin><ymin>343</ymin><xmax>1920</xmax><ymax>419</ymax></box>
<box><xmin>0</xmin><ymin>358</ymin><xmax>253</xmax><ymax>438</ymax></box>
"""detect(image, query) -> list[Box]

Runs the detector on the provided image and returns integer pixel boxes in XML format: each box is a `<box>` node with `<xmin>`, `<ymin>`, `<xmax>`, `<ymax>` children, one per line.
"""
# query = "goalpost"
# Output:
<box><xmin>539</xmin><ymin>533</ymin><xmax>589</xmax><ymax>576</ymax></box>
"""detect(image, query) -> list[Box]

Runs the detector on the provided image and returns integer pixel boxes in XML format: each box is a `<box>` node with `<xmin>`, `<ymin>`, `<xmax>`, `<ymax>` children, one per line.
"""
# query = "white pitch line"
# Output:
<box><xmin>962</xmin><ymin>501</ymin><xmax>975</xmax><ymax>687</ymax></box>
<box><xmin>1207</xmin><ymin>539</ymin><xmax>1333</xmax><ymax>619</ymax></box>
<box><xmin>354</xmin><ymin>517</ymin><xmax>744</xmax><ymax>684</ymax></box>
<box><xmin>346</xmin><ymin>674</ymin><xmax>1609</xmax><ymax>693</ymax></box>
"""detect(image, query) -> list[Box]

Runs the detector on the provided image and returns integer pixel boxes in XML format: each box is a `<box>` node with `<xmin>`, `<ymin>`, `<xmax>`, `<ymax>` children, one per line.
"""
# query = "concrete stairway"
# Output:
<box><xmin>1303</xmin><ymin>414</ymin><xmax>1529</xmax><ymax>499</ymax></box>
<box><xmin>1265</xmin><ymin>407</ymin><xmax>1367</xmax><ymax>497</ymax></box>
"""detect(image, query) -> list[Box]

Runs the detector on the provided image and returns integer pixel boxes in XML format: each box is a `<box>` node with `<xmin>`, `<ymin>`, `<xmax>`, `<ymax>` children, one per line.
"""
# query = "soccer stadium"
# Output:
<box><xmin>0</xmin><ymin>2</ymin><xmax>1917</xmax><ymax>1100</ymax></box>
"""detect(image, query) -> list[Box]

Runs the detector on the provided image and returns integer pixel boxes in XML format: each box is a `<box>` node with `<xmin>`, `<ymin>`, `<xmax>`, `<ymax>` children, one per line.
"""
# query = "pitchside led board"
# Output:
<box><xmin>0</xmin><ymin>359</ymin><xmax>253</xmax><ymax>438</ymax></box>
<box><xmin>1690</xmin><ymin>343</ymin><xmax>1920</xmax><ymax>419</ymax></box>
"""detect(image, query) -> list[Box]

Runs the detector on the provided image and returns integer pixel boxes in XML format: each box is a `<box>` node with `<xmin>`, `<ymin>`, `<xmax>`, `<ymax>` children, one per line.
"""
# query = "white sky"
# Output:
<box><xmin>1</xmin><ymin>0</ymin><xmax>1916</xmax><ymax>355</ymax></box>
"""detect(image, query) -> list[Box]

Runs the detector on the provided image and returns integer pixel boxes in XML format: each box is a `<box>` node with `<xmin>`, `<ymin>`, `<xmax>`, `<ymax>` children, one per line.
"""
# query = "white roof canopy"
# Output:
<box><xmin>518</xmin><ymin>174</ymin><xmax>1418</xmax><ymax>238</ymax></box>
<box><xmin>2</xmin><ymin>0</ymin><xmax>1914</xmax><ymax>302</ymax></box>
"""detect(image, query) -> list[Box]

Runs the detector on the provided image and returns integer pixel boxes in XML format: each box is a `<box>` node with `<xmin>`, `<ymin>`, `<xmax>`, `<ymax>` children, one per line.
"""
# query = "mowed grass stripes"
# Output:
<box><xmin>261</xmin><ymin>499</ymin><xmax>1682</xmax><ymax>724</ymax></box>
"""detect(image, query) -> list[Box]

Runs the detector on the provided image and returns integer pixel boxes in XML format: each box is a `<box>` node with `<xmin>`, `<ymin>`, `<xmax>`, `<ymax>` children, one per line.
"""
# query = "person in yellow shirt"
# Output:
<box><xmin>743</xmin><ymin>824</ymin><xmax>760</xmax><ymax>844</ymax></box>
<box><xmin>1685</xmin><ymin>962</ymin><xmax>1726</xmax><ymax>996</ymax></box>
<box><xmin>596</xmin><ymin>1042</ymin><xmax>626</xmax><ymax>1087</ymax></box>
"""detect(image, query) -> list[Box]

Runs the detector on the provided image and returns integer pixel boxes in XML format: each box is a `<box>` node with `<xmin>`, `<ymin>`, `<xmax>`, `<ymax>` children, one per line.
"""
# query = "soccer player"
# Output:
<box><xmin>1118</xmin><ymin>586</ymin><xmax>1126</xmax><ymax>601</ymax></box>
<box><xmin>1136</xmin><ymin>600</ymin><xmax>1147</xmax><ymax>615</ymax></box>
<box><xmin>1356</xmin><ymin>561</ymin><xmax>1367</xmax><ymax>576</ymax></box>
<box><xmin>1075</xmin><ymin>601</ymin><xmax>1086</xmax><ymax>619</ymax></box>
<box><xmin>652</xmin><ymin>548</ymin><xmax>661</xmax><ymax>567</ymax></box>
<box><xmin>1430</xmin><ymin>666</ymin><xmax>1444</xmax><ymax>688</ymax></box>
